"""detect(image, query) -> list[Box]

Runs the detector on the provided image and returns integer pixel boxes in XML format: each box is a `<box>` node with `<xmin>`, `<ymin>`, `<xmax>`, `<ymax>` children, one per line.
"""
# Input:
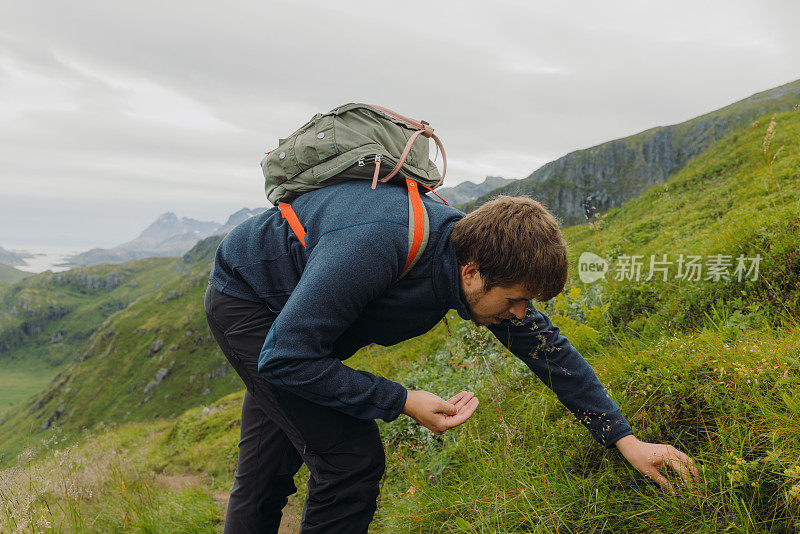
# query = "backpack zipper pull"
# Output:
<box><xmin>357</xmin><ymin>157</ymin><xmax>365</xmax><ymax>167</ymax></box>
<box><xmin>371</xmin><ymin>154</ymin><xmax>382</xmax><ymax>190</ymax></box>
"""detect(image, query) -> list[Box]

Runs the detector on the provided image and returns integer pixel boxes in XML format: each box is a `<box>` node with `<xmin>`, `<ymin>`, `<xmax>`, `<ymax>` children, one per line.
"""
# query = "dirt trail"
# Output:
<box><xmin>156</xmin><ymin>474</ymin><xmax>301</xmax><ymax>533</ymax></box>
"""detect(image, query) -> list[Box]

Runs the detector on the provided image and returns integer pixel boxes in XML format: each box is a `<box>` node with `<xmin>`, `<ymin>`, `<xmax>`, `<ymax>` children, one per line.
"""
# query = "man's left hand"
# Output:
<box><xmin>615</xmin><ymin>434</ymin><xmax>699</xmax><ymax>493</ymax></box>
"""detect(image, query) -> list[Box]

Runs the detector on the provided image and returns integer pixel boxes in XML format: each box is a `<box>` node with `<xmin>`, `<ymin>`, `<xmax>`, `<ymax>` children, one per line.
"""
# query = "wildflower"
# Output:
<box><xmin>784</xmin><ymin>465</ymin><xmax>800</xmax><ymax>479</ymax></box>
<box><xmin>725</xmin><ymin>457</ymin><xmax>752</xmax><ymax>486</ymax></box>
<box><xmin>763</xmin><ymin>114</ymin><xmax>777</xmax><ymax>156</ymax></box>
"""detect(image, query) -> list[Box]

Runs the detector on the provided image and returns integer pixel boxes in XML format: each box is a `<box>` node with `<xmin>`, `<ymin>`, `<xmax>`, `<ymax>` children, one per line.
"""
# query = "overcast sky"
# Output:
<box><xmin>1</xmin><ymin>0</ymin><xmax>798</xmax><ymax>250</ymax></box>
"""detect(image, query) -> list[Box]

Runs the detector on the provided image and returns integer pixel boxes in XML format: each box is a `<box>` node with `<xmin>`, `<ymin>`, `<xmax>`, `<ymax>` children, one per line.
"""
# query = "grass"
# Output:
<box><xmin>5</xmin><ymin>312</ymin><xmax>799</xmax><ymax>532</ymax></box>
<box><xmin>562</xmin><ymin>109</ymin><xmax>800</xmax><ymax>336</ymax></box>
<box><xmin>0</xmin><ymin>263</ymin><xmax>30</xmax><ymax>284</ymax></box>
<box><xmin>0</xmin><ymin>422</ymin><xmax>221</xmax><ymax>533</ymax></box>
<box><xmin>0</xmin><ymin>257</ymin><xmax>184</xmax><ymax>368</ymax></box>
<box><xmin>0</xmin><ymin>362</ymin><xmax>58</xmax><ymax>415</ymax></box>
<box><xmin>370</xmin><ymin>316</ymin><xmax>800</xmax><ymax>533</ymax></box>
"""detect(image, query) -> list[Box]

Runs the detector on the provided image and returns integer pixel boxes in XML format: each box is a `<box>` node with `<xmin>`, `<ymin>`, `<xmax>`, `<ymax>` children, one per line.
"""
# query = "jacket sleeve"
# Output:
<box><xmin>487</xmin><ymin>302</ymin><xmax>633</xmax><ymax>447</ymax></box>
<box><xmin>257</xmin><ymin>222</ymin><xmax>408</xmax><ymax>422</ymax></box>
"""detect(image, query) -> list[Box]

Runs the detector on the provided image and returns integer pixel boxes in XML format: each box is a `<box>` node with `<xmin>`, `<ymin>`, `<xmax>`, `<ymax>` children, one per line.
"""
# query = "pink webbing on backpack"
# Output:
<box><xmin>418</xmin><ymin>183</ymin><xmax>453</xmax><ymax>207</ymax></box>
<box><xmin>368</xmin><ymin>105</ymin><xmax>447</xmax><ymax>189</ymax></box>
<box><xmin>371</xmin><ymin>155</ymin><xmax>382</xmax><ymax>190</ymax></box>
<box><xmin>369</xmin><ymin>105</ymin><xmax>428</xmax><ymax>131</ymax></box>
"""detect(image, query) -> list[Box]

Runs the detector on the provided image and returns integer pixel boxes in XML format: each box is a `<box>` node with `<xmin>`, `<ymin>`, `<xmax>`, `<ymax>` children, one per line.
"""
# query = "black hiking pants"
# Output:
<box><xmin>204</xmin><ymin>285</ymin><xmax>386</xmax><ymax>534</ymax></box>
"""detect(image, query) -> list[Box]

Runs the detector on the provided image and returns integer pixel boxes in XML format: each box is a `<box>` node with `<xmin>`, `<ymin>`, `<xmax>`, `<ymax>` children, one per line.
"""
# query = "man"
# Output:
<box><xmin>204</xmin><ymin>180</ymin><xmax>698</xmax><ymax>533</ymax></box>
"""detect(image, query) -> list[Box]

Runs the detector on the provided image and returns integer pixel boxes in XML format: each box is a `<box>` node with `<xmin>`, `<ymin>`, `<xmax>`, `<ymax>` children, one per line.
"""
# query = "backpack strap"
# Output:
<box><xmin>399</xmin><ymin>178</ymin><xmax>430</xmax><ymax>280</ymax></box>
<box><xmin>367</xmin><ymin>105</ymin><xmax>447</xmax><ymax>189</ymax></box>
<box><xmin>378</xmin><ymin>128</ymin><xmax>447</xmax><ymax>188</ymax></box>
<box><xmin>278</xmin><ymin>202</ymin><xmax>306</xmax><ymax>246</ymax></box>
<box><xmin>277</xmin><ymin>181</ymin><xmax>429</xmax><ymax>282</ymax></box>
<box><xmin>418</xmin><ymin>182</ymin><xmax>453</xmax><ymax>207</ymax></box>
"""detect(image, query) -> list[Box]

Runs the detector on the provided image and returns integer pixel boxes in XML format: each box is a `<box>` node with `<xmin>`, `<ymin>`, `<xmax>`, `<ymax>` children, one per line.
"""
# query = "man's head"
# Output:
<box><xmin>449</xmin><ymin>196</ymin><xmax>568</xmax><ymax>325</ymax></box>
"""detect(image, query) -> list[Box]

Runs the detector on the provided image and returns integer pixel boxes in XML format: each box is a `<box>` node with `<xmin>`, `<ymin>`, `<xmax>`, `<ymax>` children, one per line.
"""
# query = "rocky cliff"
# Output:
<box><xmin>464</xmin><ymin>79</ymin><xmax>800</xmax><ymax>225</ymax></box>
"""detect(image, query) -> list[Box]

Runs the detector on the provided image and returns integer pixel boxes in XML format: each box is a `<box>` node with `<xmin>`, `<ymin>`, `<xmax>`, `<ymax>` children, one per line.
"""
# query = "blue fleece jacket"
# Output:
<box><xmin>210</xmin><ymin>180</ymin><xmax>633</xmax><ymax>447</ymax></box>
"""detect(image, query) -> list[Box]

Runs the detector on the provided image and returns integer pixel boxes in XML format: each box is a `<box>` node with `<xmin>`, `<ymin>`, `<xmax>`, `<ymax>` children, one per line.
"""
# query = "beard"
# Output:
<box><xmin>463</xmin><ymin>287</ymin><xmax>504</xmax><ymax>326</ymax></box>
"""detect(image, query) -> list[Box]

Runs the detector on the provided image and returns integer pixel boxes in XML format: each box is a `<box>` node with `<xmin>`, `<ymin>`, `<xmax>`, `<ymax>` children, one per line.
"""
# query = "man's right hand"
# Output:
<box><xmin>402</xmin><ymin>390</ymin><xmax>479</xmax><ymax>435</ymax></box>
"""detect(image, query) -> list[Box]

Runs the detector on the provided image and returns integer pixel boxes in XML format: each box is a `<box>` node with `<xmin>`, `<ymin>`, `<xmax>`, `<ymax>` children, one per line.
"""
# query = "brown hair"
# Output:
<box><xmin>450</xmin><ymin>196</ymin><xmax>568</xmax><ymax>301</ymax></box>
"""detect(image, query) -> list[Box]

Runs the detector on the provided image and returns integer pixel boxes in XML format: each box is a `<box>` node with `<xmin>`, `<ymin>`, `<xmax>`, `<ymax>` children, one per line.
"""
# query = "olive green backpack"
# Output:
<box><xmin>261</xmin><ymin>103</ymin><xmax>449</xmax><ymax>279</ymax></box>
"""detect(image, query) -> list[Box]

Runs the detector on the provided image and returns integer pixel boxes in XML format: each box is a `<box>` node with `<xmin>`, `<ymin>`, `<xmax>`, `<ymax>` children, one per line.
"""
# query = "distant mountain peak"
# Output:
<box><xmin>435</xmin><ymin>176</ymin><xmax>517</xmax><ymax>205</ymax></box>
<box><xmin>136</xmin><ymin>212</ymin><xmax>219</xmax><ymax>243</ymax></box>
<box><xmin>217</xmin><ymin>207</ymin><xmax>269</xmax><ymax>234</ymax></box>
<box><xmin>62</xmin><ymin>207</ymin><xmax>268</xmax><ymax>268</ymax></box>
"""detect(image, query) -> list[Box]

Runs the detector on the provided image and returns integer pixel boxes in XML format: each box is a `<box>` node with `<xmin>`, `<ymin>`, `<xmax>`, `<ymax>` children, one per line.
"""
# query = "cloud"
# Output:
<box><xmin>1</xmin><ymin>0</ymin><xmax>798</xmax><ymax>249</ymax></box>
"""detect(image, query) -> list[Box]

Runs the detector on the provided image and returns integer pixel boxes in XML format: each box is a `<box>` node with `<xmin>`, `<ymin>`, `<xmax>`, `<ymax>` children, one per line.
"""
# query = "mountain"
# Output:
<box><xmin>464</xmin><ymin>78</ymin><xmax>800</xmax><ymax>223</ymax></box>
<box><xmin>127</xmin><ymin>212</ymin><xmax>220</xmax><ymax>248</ymax></box>
<box><xmin>61</xmin><ymin>208</ymin><xmax>267</xmax><ymax>267</ymax></box>
<box><xmin>434</xmin><ymin>176</ymin><xmax>516</xmax><ymax>205</ymax></box>
<box><xmin>214</xmin><ymin>207</ymin><xmax>269</xmax><ymax>235</ymax></box>
<box><xmin>62</xmin><ymin>212</ymin><xmax>221</xmax><ymax>267</ymax></box>
<box><xmin>0</xmin><ymin>246</ymin><xmax>32</xmax><ymax>267</ymax></box>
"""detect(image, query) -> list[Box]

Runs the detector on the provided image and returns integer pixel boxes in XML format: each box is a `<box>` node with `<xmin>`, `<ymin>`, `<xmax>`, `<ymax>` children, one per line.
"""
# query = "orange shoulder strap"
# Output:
<box><xmin>279</xmin><ymin>183</ymin><xmax>429</xmax><ymax>281</ymax></box>
<box><xmin>278</xmin><ymin>202</ymin><xmax>306</xmax><ymax>247</ymax></box>
<box><xmin>399</xmin><ymin>178</ymin><xmax>429</xmax><ymax>280</ymax></box>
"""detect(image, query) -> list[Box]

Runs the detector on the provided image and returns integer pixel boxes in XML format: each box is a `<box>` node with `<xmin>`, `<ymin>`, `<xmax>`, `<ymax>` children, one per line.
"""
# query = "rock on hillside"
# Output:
<box><xmin>0</xmin><ymin>258</ymin><xmax>179</xmax><ymax>366</ymax></box>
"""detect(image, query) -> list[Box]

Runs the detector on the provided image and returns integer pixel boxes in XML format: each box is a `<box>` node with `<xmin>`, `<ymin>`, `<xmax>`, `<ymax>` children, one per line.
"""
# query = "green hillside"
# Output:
<box><xmin>0</xmin><ymin>258</ymin><xmax>183</xmax><ymax>368</ymax></box>
<box><xmin>561</xmin><ymin>109</ymin><xmax>800</xmax><ymax>335</ymax></box>
<box><xmin>1</xmin><ymin>108</ymin><xmax>799</xmax><ymax>531</ymax></box>
<box><xmin>0</xmin><ymin>263</ymin><xmax>30</xmax><ymax>284</ymax></box>
<box><xmin>0</xmin><ymin>236</ymin><xmax>236</xmax><ymax>460</ymax></box>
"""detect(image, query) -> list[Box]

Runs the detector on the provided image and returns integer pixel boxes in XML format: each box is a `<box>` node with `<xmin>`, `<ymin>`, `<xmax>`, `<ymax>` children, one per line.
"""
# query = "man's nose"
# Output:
<box><xmin>510</xmin><ymin>302</ymin><xmax>526</xmax><ymax>319</ymax></box>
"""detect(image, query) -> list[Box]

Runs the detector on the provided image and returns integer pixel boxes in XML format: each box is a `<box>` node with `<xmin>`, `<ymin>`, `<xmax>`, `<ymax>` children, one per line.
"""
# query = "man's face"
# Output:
<box><xmin>459</xmin><ymin>263</ymin><xmax>534</xmax><ymax>326</ymax></box>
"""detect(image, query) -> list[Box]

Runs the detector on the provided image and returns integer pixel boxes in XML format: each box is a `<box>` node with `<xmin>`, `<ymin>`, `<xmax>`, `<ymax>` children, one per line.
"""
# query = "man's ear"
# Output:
<box><xmin>460</xmin><ymin>263</ymin><xmax>481</xmax><ymax>289</ymax></box>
